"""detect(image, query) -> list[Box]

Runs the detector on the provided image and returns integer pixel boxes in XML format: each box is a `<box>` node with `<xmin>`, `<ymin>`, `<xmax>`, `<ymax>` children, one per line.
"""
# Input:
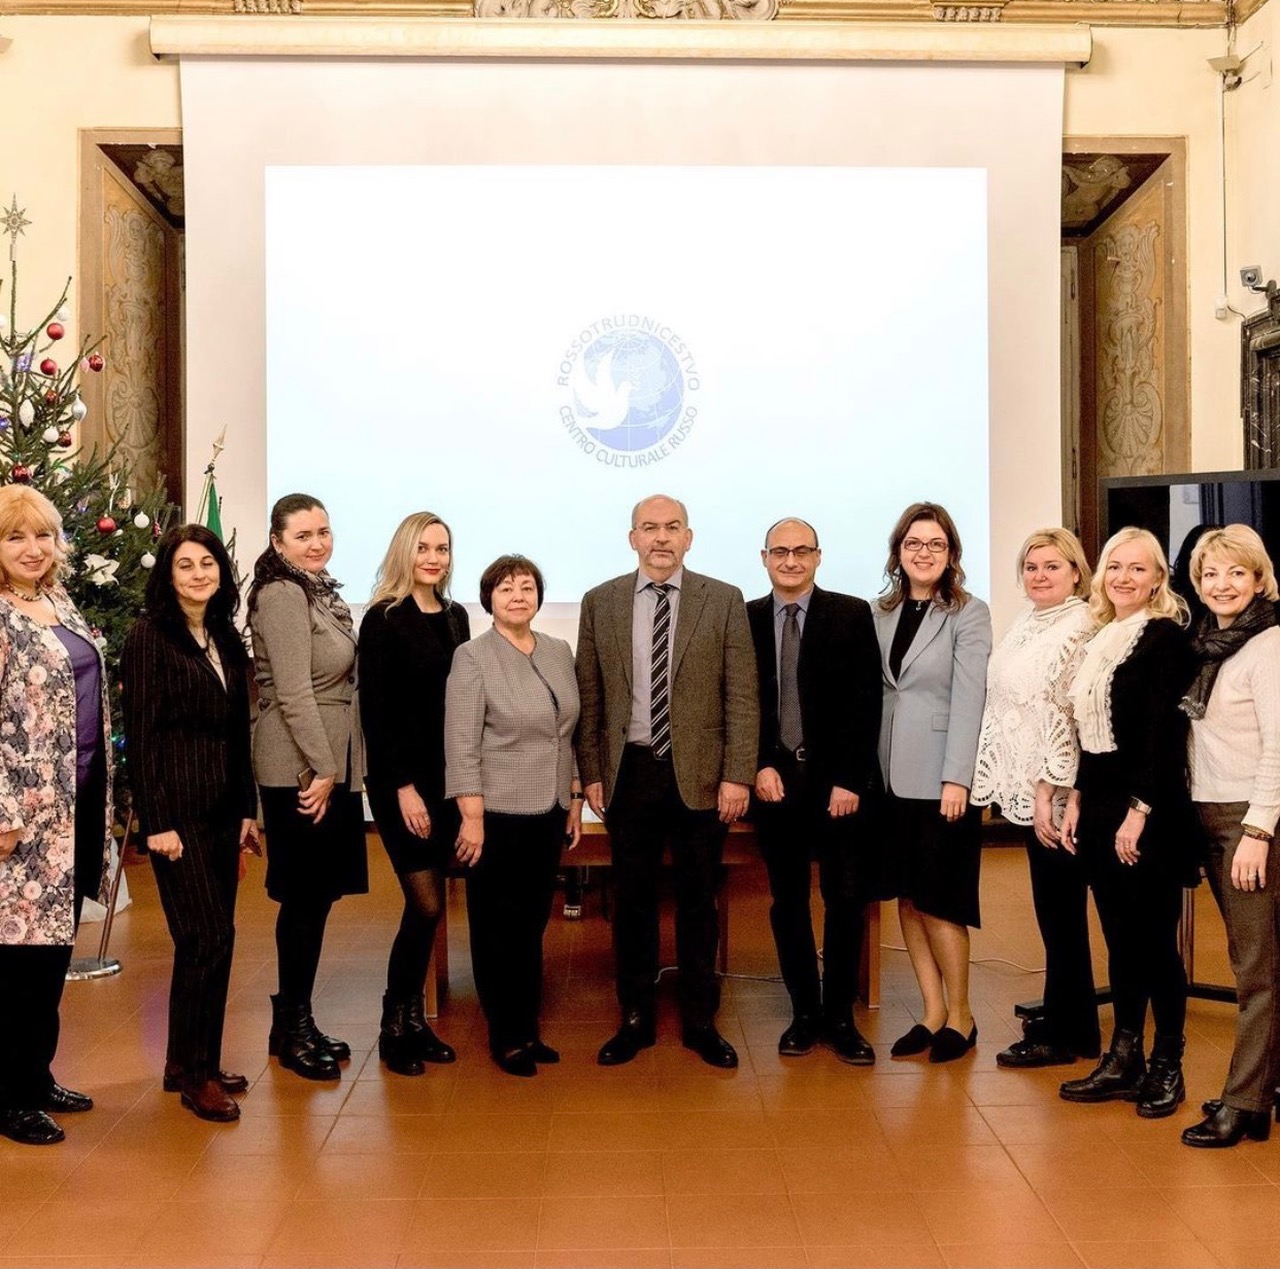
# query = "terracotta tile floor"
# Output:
<box><xmin>0</xmin><ymin>843</ymin><xmax>1272</xmax><ymax>1269</ymax></box>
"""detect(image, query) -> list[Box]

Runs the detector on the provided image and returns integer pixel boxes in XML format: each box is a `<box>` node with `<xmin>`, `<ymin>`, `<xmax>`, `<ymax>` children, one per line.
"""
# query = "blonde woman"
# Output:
<box><xmin>0</xmin><ymin>487</ymin><xmax>112</xmax><ymax>1145</ymax></box>
<box><xmin>1060</xmin><ymin>527</ymin><xmax>1194</xmax><ymax>1118</ymax></box>
<box><xmin>1180</xmin><ymin>526</ymin><xmax>1280</xmax><ymax>1148</ymax></box>
<box><xmin>358</xmin><ymin>512</ymin><xmax>469</xmax><ymax>1076</ymax></box>
<box><xmin>973</xmin><ymin>529</ymin><xmax>1099</xmax><ymax>1068</ymax></box>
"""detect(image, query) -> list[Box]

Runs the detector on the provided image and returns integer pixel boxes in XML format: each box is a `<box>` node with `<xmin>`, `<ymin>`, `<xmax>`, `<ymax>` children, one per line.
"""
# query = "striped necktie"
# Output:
<box><xmin>650</xmin><ymin>582</ymin><xmax>672</xmax><ymax>759</ymax></box>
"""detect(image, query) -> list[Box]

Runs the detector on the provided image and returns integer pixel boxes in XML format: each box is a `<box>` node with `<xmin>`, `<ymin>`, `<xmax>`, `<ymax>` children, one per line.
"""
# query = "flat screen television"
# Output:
<box><xmin>1102</xmin><ymin>469</ymin><xmax>1280</xmax><ymax>605</ymax></box>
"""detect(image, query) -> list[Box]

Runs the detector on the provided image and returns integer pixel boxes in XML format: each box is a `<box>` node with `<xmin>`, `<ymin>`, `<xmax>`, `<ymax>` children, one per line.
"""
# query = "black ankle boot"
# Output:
<box><xmin>1059</xmin><ymin>1029</ymin><xmax>1146</xmax><ymax>1103</ymax></box>
<box><xmin>379</xmin><ymin>995</ymin><xmax>426</xmax><ymax>1077</ymax></box>
<box><xmin>270</xmin><ymin>994</ymin><xmax>340</xmax><ymax>1081</ymax></box>
<box><xmin>299</xmin><ymin>1007</ymin><xmax>351</xmax><ymax>1062</ymax></box>
<box><xmin>404</xmin><ymin>995</ymin><xmax>456</xmax><ymax>1064</ymax></box>
<box><xmin>1136</xmin><ymin>1034</ymin><xmax>1185</xmax><ymax>1119</ymax></box>
<box><xmin>1182</xmin><ymin>1102</ymin><xmax>1271</xmax><ymax>1148</ymax></box>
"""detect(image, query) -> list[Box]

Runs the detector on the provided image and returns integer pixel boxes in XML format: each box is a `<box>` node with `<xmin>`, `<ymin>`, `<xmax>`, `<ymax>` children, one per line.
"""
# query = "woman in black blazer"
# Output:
<box><xmin>122</xmin><ymin>525</ymin><xmax>259</xmax><ymax>1123</ymax></box>
<box><xmin>359</xmin><ymin>512</ymin><xmax>469</xmax><ymax>1076</ymax></box>
<box><xmin>1059</xmin><ymin>527</ymin><xmax>1194</xmax><ymax>1119</ymax></box>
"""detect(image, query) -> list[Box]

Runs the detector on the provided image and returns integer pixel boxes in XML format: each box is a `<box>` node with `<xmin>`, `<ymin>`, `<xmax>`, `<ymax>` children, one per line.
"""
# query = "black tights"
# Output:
<box><xmin>386</xmin><ymin>867</ymin><xmax>445</xmax><ymax>1001</ymax></box>
<box><xmin>275</xmin><ymin>897</ymin><xmax>333</xmax><ymax>1003</ymax></box>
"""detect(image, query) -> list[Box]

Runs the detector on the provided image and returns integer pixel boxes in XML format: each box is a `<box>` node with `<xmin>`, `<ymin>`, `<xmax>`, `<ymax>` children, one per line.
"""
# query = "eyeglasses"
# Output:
<box><xmin>902</xmin><ymin>538</ymin><xmax>949</xmax><ymax>556</ymax></box>
<box><xmin>766</xmin><ymin>546</ymin><xmax>818</xmax><ymax>560</ymax></box>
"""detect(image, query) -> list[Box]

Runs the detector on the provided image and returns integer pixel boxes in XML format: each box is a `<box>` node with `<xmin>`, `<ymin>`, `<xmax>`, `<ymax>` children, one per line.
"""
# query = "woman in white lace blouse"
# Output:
<box><xmin>973</xmin><ymin>529</ymin><xmax>1099</xmax><ymax>1069</ymax></box>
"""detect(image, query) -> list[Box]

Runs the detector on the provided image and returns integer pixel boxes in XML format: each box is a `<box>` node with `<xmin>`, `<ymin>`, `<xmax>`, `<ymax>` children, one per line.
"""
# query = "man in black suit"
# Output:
<box><xmin>747</xmin><ymin>517</ymin><xmax>882</xmax><ymax>1063</ymax></box>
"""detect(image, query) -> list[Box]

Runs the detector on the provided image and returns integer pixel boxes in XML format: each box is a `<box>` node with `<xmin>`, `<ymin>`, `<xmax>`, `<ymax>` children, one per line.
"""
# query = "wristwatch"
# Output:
<box><xmin>1128</xmin><ymin>797</ymin><xmax>1153</xmax><ymax>816</ymax></box>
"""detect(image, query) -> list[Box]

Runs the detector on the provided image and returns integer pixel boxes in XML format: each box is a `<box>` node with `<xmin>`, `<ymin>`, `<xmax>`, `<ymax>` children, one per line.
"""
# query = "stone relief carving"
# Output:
<box><xmin>234</xmin><ymin>0</ymin><xmax>302</xmax><ymax>12</ymax></box>
<box><xmin>132</xmin><ymin>151</ymin><xmax>185</xmax><ymax>221</ymax></box>
<box><xmin>102</xmin><ymin>192</ymin><xmax>167</xmax><ymax>494</ymax></box>
<box><xmin>931</xmin><ymin>3</ymin><xmax>1006</xmax><ymax>19</ymax></box>
<box><xmin>1096</xmin><ymin>220</ymin><xmax>1164</xmax><ymax>476</ymax></box>
<box><xmin>1062</xmin><ymin>156</ymin><xmax>1132</xmax><ymax>227</ymax></box>
<box><xmin>475</xmin><ymin>0</ymin><xmax>777</xmax><ymax>17</ymax></box>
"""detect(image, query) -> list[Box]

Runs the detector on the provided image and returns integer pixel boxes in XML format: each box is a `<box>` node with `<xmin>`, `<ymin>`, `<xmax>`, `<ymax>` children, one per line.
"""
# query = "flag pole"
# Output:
<box><xmin>196</xmin><ymin>426</ymin><xmax>227</xmax><ymax>533</ymax></box>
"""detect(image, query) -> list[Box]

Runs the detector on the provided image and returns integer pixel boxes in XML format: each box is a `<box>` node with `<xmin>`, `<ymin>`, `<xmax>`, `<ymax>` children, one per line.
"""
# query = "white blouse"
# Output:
<box><xmin>972</xmin><ymin>598</ymin><xmax>1094</xmax><ymax>826</ymax></box>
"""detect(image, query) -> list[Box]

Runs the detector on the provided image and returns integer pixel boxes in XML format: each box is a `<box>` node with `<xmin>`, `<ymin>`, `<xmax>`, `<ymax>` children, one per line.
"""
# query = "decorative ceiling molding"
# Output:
<box><xmin>4</xmin><ymin>0</ymin><xmax>1235</xmax><ymax>26</ymax></box>
<box><xmin>148</xmin><ymin>14</ymin><xmax>1094</xmax><ymax>58</ymax></box>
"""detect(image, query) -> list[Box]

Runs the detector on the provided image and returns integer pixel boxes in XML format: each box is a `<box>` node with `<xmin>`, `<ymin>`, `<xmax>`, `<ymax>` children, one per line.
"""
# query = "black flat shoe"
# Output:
<box><xmin>825</xmin><ymin>1022</ymin><xmax>876</xmax><ymax>1066</ymax></box>
<box><xmin>0</xmin><ymin>1108</ymin><xmax>65</xmax><ymax>1145</ymax></box>
<box><xmin>493</xmin><ymin>1046</ymin><xmax>538</xmax><ymax>1078</ymax></box>
<box><xmin>929</xmin><ymin>1025</ymin><xmax>978</xmax><ymax>1064</ymax></box>
<box><xmin>778</xmin><ymin>1017</ymin><xmax>820</xmax><ymax>1057</ymax></box>
<box><xmin>890</xmin><ymin>1024</ymin><xmax>935</xmax><ymax>1058</ymax></box>
<box><xmin>1182</xmin><ymin>1103</ymin><xmax>1271</xmax><ymax>1148</ymax></box>
<box><xmin>682</xmin><ymin>1024</ymin><xmax>738</xmax><ymax>1069</ymax></box>
<box><xmin>529</xmin><ymin>1041</ymin><xmax>560</xmax><ymax>1064</ymax></box>
<box><xmin>598</xmin><ymin>1013</ymin><xmax>656</xmax><ymax>1067</ymax></box>
<box><xmin>42</xmin><ymin>1083</ymin><xmax>93</xmax><ymax>1113</ymax></box>
<box><xmin>996</xmin><ymin>1039</ymin><xmax>1077</xmax><ymax>1069</ymax></box>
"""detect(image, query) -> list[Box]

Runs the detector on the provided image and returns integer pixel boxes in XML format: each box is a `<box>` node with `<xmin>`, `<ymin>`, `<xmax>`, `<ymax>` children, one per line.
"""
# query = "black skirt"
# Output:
<box><xmin>260</xmin><ymin>784</ymin><xmax>369</xmax><ymax>904</ymax></box>
<box><xmin>879</xmin><ymin>792</ymin><xmax>982</xmax><ymax>929</ymax></box>
<box><xmin>366</xmin><ymin>782</ymin><xmax>458</xmax><ymax>876</ymax></box>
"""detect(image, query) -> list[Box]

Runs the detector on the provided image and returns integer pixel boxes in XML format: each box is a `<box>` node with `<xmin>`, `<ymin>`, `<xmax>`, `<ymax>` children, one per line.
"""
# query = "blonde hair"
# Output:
<box><xmin>0</xmin><ymin>486</ymin><xmax>68</xmax><ymax>588</ymax></box>
<box><xmin>368</xmin><ymin>511</ymin><xmax>453</xmax><ymax>608</ymax></box>
<box><xmin>1017</xmin><ymin>527</ymin><xmax>1092</xmax><ymax>599</ymax></box>
<box><xmin>1190</xmin><ymin>524</ymin><xmax>1280</xmax><ymax>601</ymax></box>
<box><xmin>1090</xmin><ymin>526</ymin><xmax>1188</xmax><ymax>627</ymax></box>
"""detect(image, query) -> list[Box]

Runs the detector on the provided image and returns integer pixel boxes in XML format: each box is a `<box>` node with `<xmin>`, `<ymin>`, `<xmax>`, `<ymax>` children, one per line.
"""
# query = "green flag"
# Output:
<box><xmin>204</xmin><ymin>475</ymin><xmax>223</xmax><ymax>541</ymax></box>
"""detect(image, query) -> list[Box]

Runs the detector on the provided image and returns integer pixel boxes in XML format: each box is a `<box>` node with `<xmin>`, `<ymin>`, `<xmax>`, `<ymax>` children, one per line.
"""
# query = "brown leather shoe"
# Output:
<box><xmin>163</xmin><ymin>1063</ymin><xmax>249</xmax><ymax>1094</ymax></box>
<box><xmin>179</xmin><ymin>1079</ymin><xmax>241</xmax><ymax>1123</ymax></box>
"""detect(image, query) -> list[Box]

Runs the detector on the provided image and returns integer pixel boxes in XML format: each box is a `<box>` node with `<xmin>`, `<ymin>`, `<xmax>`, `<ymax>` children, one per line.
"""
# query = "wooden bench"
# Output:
<box><xmin>423</xmin><ymin>820</ymin><xmax>881</xmax><ymax>1016</ymax></box>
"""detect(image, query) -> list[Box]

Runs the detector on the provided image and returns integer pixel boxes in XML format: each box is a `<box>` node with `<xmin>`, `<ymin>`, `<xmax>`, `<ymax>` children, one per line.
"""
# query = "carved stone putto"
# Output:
<box><xmin>475</xmin><ymin>0</ymin><xmax>778</xmax><ymax>17</ymax></box>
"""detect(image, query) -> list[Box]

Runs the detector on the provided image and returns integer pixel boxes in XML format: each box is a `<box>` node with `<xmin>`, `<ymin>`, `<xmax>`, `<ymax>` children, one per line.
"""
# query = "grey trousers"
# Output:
<box><xmin>1199</xmin><ymin>801</ymin><xmax>1280</xmax><ymax>1113</ymax></box>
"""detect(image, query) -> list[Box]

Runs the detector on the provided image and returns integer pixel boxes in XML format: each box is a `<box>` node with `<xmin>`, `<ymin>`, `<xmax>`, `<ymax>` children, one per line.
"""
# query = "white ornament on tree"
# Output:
<box><xmin>133</xmin><ymin>512</ymin><xmax>150</xmax><ymax>529</ymax></box>
<box><xmin>42</xmin><ymin>426</ymin><xmax>60</xmax><ymax>444</ymax></box>
<box><xmin>70</xmin><ymin>397</ymin><xmax>87</xmax><ymax>422</ymax></box>
<box><xmin>140</xmin><ymin>552</ymin><xmax>156</xmax><ymax>570</ymax></box>
<box><xmin>17</xmin><ymin>400</ymin><xmax>34</xmax><ymax>426</ymax></box>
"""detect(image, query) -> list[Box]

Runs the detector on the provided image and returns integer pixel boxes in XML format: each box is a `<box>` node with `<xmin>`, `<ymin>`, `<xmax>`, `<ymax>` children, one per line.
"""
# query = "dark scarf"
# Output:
<box><xmin>251</xmin><ymin>549</ymin><xmax>352</xmax><ymax>633</ymax></box>
<box><xmin>1180</xmin><ymin>597</ymin><xmax>1277</xmax><ymax>719</ymax></box>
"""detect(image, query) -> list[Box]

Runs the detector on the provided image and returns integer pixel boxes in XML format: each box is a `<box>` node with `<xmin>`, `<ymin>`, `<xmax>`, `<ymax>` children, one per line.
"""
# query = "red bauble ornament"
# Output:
<box><xmin>56</xmin><ymin>431</ymin><xmax>73</xmax><ymax>449</ymax></box>
<box><xmin>96</xmin><ymin>516</ymin><xmax>117</xmax><ymax>535</ymax></box>
<box><xmin>39</xmin><ymin>358</ymin><xmax>57</xmax><ymax>377</ymax></box>
<box><xmin>87</xmin><ymin>353</ymin><xmax>105</xmax><ymax>373</ymax></box>
<box><xmin>11</xmin><ymin>465</ymin><xmax>32</xmax><ymax>484</ymax></box>
<box><xmin>45</xmin><ymin>390</ymin><xmax>58</xmax><ymax>404</ymax></box>
<box><xmin>46</xmin><ymin>322</ymin><xmax>65</xmax><ymax>341</ymax></box>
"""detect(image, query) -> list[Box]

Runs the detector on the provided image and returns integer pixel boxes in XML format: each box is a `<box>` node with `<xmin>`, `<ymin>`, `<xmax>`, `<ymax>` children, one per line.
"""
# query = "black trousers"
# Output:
<box><xmin>150</xmin><ymin>812</ymin><xmax>240</xmax><ymax>1082</ymax></box>
<box><xmin>0</xmin><ymin>761</ymin><xmax>106</xmax><ymax>1110</ymax></box>
<box><xmin>465</xmin><ymin>808</ymin><xmax>563</xmax><ymax>1054</ymax></box>
<box><xmin>1021</xmin><ymin>827</ymin><xmax>1101</xmax><ymax>1056</ymax></box>
<box><xmin>608</xmin><ymin>745</ymin><xmax>727</xmax><ymax>1028</ymax></box>
<box><xmin>1079</xmin><ymin>830</ymin><xmax>1186</xmax><ymax>1043</ymax></box>
<box><xmin>753</xmin><ymin>754</ymin><xmax>866</xmax><ymax>1024</ymax></box>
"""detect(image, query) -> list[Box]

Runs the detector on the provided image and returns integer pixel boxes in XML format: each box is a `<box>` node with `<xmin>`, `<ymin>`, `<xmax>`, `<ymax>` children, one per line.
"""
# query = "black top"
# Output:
<box><xmin>121</xmin><ymin>616</ymin><xmax>257</xmax><ymax>839</ymax></box>
<box><xmin>888</xmin><ymin>598</ymin><xmax>931</xmax><ymax>681</ymax></box>
<box><xmin>358</xmin><ymin>596</ymin><xmax>470</xmax><ymax>799</ymax></box>
<box><xmin>746</xmin><ymin>585</ymin><xmax>882</xmax><ymax>795</ymax></box>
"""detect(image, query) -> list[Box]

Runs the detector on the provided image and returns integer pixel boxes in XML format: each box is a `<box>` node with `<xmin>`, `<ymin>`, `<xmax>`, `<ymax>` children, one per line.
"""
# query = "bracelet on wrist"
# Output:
<box><xmin>570</xmin><ymin>791</ymin><xmax>585</xmax><ymax>801</ymax></box>
<box><xmin>1241</xmin><ymin>824</ymin><xmax>1273</xmax><ymax>842</ymax></box>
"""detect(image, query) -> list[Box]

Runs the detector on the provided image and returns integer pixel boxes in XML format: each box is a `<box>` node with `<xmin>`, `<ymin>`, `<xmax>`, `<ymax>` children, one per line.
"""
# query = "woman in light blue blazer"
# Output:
<box><xmin>874</xmin><ymin>502</ymin><xmax>992</xmax><ymax>1064</ymax></box>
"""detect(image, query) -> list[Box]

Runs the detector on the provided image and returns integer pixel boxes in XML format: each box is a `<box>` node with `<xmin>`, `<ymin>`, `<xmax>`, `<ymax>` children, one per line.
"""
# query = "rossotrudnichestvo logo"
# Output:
<box><xmin>558</xmin><ymin>316</ymin><xmax>699</xmax><ymax>467</ymax></box>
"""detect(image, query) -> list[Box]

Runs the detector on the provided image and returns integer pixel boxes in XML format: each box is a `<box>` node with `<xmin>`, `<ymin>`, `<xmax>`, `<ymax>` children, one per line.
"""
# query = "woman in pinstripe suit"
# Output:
<box><xmin>445</xmin><ymin>555</ymin><xmax>582</xmax><ymax>1076</ymax></box>
<box><xmin>122</xmin><ymin>525</ymin><xmax>259</xmax><ymax>1123</ymax></box>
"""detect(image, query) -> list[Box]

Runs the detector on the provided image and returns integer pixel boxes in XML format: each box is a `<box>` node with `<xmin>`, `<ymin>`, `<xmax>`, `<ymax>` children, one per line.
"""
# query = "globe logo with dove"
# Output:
<box><xmin>571</xmin><ymin>329</ymin><xmax>686</xmax><ymax>453</ymax></box>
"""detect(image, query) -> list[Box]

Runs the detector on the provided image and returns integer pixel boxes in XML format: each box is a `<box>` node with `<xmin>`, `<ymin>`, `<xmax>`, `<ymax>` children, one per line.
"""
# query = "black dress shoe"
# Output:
<box><xmin>682</xmin><ymin>1024</ymin><xmax>738</xmax><ymax>1069</ymax></box>
<box><xmin>825</xmin><ymin>1021</ymin><xmax>876</xmax><ymax>1066</ymax></box>
<box><xmin>996</xmin><ymin>1039</ymin><xmax>1077</xmax><ymax>1069</ymax></box>
<box><xmin>778</xmin><ymin>1017</ymin><xmax>820</xmax><ymax>1056</ymax></box>
<box><xmin>43</xmin><ymin>1083</ymin><xmax>93</xmax><ymax>1113</ymax></box>
<box><xmin>529</xmin><ymin>1041</ymin><xmax>561</xmax><ymax>1064</ymax></box>
<box><xmin>180</xmin><ymin>1079</ymin><xmax>241</xmax><ymax>1123</ymax></box>
<box><xmin>598</xmin><ymin>1014</ymin><xmax>656</xmax><ymax>1067</ymax></box>
<box><xmin>493</xmin><ymin>1046</ymin><xmax>538</xmax><ymax>1078</ymax></box>
<box><xmin>890</xmin><ymin>1024</ymin><xmax>935</xmax><ymax>1058</ymax></box>
<box><xmin>163</xmin><ymin>1064</ymin><xmax>249</xmax><ymax>1094</ymax></box>
<box><xmin>929</xmin><ymin>1024</ymin><xmax>978</xmax><ymax>1064</ymax></box>
<box><xmin>0</xmin><ymin>1108</ymin><xmax>65</xmax><ymax>1145</ymax></box>
<box><xmin>1182</xmin><ymin>1103</ymin><xmax>1272</xmax><ymax>1148</ymax></box>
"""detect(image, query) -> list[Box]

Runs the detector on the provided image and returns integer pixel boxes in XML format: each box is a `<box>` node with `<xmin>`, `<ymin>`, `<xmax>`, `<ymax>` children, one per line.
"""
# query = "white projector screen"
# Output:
<box><xmin>180</xmin><ymin>52</ymin><xmax>1065</xmax><ymax>632</ymax></box>
<box><xmin>264</xmin><ymin>163</ymin><xmax>988</xmax><ymax>606</ymax></box>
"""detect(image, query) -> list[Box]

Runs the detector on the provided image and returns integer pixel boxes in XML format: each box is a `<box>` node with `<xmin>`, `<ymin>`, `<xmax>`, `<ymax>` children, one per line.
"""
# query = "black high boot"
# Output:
<box><xmin>269</xmin><ymin>994</ymin><xmax>341</xmax><ymax>1081</ymax></box>
<box><xmin>1059</xmin><ymin>1028</ymin><xmax>1146</xmax><ymax>1103</ymax></box>
<box><xmin>403</xmin><ymin>995</ymin><xmax>456</xmax><ymax>1065</ymax></box>
<box><xmin>1136</xmin><ymin>1033</ymin><xmax>1185</xmax><ymax>1119</ymax></box>
<box><xmin>379</xmin><ymin>995</ymin><xmax>426</xmax><ymax>1077</ymax></box>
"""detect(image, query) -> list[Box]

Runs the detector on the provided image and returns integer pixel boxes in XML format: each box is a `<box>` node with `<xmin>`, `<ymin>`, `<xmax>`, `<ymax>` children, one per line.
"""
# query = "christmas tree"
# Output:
<box><xmin>0</xmin><ymin>196</ymin><xmax>175</xmax><ymax>787</ymax></box>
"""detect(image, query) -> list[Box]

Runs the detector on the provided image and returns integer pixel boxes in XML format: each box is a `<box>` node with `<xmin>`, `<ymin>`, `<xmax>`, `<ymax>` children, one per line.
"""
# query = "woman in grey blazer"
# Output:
<box><xmin>445</xmin><ymin>555</ymin><xmax>581</xmax><ymax>1077</ymax></box>
<box><xmin>874</xmin><ymin>502</ymin><xmax>991</xmax><ymax>1064</ymax></box>
<box><xmin>248</xmin><ymin>493</ymin><xmax>367</xmax><ymax>1082</ymax></box>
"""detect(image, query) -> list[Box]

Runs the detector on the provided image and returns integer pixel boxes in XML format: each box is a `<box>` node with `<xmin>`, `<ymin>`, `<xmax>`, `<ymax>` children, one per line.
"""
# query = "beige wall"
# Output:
<box><xmin>0</xmin><ymin>16</ymin><xmax>1253</xmax><ymax>500</ymax></box>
